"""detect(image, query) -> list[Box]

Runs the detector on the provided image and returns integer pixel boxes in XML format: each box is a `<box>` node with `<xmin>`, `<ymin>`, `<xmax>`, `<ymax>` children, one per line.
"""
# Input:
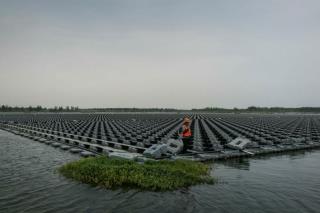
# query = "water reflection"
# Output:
<box><xmin>216</xmin><ymin>158</ymin><xmax>250</xmax><ymax>170</ymax></box>
<box><xmin>1</xmin><ymin>130</ymin><xmax>320</xmax><ymax>213</ymax></box>
<box><xmin>215</xmin><ymin>149</ymin><xmax>316</xmax><ymax>171</ymax></box>
<box><xmin>254</xmin><ymin>149</ymin><xmax>313</xmax><ymax>161</ymax></box>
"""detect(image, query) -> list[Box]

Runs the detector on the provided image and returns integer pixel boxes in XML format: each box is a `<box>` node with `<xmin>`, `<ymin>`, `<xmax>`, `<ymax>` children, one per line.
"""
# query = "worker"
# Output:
<box><xmin>180</xmin><ymin>117</ymin><xmax>192</xmax><ymax>153</ymax></box>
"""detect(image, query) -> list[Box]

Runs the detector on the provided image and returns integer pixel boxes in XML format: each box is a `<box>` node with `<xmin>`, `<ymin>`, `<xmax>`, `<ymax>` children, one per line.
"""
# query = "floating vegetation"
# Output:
<box><xmin>59</xmin><ymin>156</ymin><xmax>214</xmax><ymax>191</ymax></box>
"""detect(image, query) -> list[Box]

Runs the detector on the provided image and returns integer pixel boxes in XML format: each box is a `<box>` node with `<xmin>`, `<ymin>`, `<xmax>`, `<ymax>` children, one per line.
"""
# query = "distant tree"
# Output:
<box><xmin>247</xmin><ymin>106</ymin><xmax>258</xmax><ymax>111</ymax></box>
<box><xmin>36</xmin><ymin>105</ymin><xmax>42</xmax><ymax>111</ymax></box>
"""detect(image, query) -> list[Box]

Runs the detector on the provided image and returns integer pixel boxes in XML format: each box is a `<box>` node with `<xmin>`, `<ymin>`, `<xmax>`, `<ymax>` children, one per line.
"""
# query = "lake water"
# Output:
<box><xmin>0</xmin><ymin>129</ymin><xmax>319</xmax><ymax>213</ymax></box>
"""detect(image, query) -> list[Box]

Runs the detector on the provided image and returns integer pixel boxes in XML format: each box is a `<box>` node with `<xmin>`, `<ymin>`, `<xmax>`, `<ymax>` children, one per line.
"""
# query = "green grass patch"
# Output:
<box><xmin>58</xmin><ymin>156</ymin><xmax>214</xmax><ymax>191</ymax></box>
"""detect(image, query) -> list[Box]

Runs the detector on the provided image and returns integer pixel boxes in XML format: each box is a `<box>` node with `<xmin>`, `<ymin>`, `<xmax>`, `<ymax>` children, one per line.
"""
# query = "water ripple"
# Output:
<box><xmin>1</xmin><ymin>130</ymin><xmax>320</xmax><ymax>213</ymax></box>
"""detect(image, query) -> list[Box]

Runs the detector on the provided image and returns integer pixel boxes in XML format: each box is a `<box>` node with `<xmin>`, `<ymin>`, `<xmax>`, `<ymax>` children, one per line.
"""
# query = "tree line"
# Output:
<box><xmin>0</xmin><ymin>105</ymin><xmax>80</xmax><ymax>112</ymax></box>
<box><xmin>85</xmin><ymin>108</ymin><xmax>180</xmax><ymax>112</ymax></box>
<box><xmin>191</xmin><ymin>106</ymin><xmax>320</xmax><ymax>113</ymax></box>
<box><xmin>1</xmin><ymin>105</ymin><xmax>320</xmax><ymax>113</ymax></box>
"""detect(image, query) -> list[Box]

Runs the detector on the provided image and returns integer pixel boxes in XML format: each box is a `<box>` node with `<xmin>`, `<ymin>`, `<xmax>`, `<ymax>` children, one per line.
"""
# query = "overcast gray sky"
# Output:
<box><xmin>0</xmin><ymin>0</ymin><xmax>319</xmax><ymax>109</ymax></box>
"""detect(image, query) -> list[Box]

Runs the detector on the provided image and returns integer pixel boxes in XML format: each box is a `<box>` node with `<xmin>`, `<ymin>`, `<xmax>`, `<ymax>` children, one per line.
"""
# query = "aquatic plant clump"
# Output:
<box><xmin>58</xmin><ymin>156</ymin><xmax>214</xmax><ymax>191</ymax></box>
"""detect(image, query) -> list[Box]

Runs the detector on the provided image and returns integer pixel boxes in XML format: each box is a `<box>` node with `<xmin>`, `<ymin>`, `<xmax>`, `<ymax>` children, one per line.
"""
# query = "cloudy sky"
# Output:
<box><xmin>0</xmin><ymin>0</ymin><xmax>319</xmax><ymax>109</ymax></box>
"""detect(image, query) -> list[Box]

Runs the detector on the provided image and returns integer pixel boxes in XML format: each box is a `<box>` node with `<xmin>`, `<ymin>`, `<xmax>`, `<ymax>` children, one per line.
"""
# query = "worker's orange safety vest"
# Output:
<box><xmin>183</xmin><ymin>128</ymin><xmax>192</xmax><ymax>137</ymax></box>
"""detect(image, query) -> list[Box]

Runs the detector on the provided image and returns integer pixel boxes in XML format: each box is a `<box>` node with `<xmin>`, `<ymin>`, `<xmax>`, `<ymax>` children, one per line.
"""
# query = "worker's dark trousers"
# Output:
<box><xmin>182</xmin><ymin>137</ymin><xmax>192</xmax><ymax>153</ymax></box>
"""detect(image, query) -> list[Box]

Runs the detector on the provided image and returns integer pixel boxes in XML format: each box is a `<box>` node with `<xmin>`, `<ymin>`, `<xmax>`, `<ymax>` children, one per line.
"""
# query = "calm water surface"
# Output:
<box><xmin>0</xmin><ymin>130</ymin><xmax>319</xmax><ymax>213</ymax></box>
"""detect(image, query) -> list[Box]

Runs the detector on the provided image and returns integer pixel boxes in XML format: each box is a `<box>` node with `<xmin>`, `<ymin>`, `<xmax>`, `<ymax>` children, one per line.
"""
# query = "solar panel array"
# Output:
<box><xmin>1</xmin><ymin>113</ymin><xmax>320</xmax><ymax>153</ymax></box>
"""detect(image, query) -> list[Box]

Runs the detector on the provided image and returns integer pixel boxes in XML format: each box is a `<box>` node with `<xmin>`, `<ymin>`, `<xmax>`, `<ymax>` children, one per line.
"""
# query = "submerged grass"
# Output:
<box><xmin>58</xmin><ymin>156</ymin><xmax>214</xmax><ymax>191</ymax></box>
